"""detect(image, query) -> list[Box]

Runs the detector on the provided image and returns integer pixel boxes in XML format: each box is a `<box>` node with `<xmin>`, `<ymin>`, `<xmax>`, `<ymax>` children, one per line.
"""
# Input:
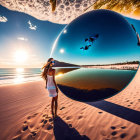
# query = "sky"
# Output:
<box><xmin>0</xmin><ymin>5</ymin><xmax>140</xmax><ymax>67</ymax></box>
<box><xmin>0</xmin><ymin>5</ymin><xmax>65</xmax><ymax>68</ymax></box>
<box><xmin>52</xmin><ymin>10</ymin><xmax>140</xmax><ymax>65</ymax></box>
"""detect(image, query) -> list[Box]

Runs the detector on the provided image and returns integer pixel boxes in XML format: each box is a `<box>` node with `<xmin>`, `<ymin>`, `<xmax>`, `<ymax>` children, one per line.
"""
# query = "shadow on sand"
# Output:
<box><xmin>58</xmin><ymin>84</ymin><xmax>118</xmax><ymax>102</ymax></box>
<box><xmin>58</xmin><ymin>85</ymin><xmax>140</xmax><ymax>125</ymax></box>
<box><xmin>86</xmin><ymin>100</ymin><xmax>140</xmax><ymax>125</ymax></box>
<box><xmin>53</xmin><ymin>116</ymin><xmax>90</xmax><ymax>140</ymax></box>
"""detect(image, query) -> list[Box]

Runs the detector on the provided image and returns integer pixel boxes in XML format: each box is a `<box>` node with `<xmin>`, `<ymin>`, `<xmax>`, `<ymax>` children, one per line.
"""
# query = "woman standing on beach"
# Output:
<box><xmin>41</xmin><ymin>58</ymin><xmax>58</xmax><ymax>118</ymax></box>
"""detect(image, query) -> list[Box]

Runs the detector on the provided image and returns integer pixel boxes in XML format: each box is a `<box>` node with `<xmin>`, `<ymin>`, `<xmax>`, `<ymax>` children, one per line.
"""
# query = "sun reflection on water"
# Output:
<box><xmin>16</xmin><ymin>68</ymin><xmax>24</xmax><ymax>73</ymax></box>
<box><xmin>14</xmin><ymin>68</ymin><xmax>25</xmax><ymax>84</ymax></box>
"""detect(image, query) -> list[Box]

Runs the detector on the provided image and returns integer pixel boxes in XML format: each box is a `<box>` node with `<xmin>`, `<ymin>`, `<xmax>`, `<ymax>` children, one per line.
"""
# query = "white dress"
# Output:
<box><xmin>47</xmin><ymin>75</ymin><xmax>57</xmax><ymax>97</ymax></box>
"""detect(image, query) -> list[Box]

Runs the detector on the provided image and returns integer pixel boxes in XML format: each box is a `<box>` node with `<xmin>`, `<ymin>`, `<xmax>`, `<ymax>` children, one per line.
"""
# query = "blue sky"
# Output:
<box><xmin>52</xmin><ymin>10</ymin><xmax>140</xmax><ymax>65</ymax></box>
<box><xmin>0</xmin><ymin>5</ymin><xmax>140</xmax><ymax>67</ymax></box>
<box><xmin>0</xmin><ymin>5</ymin><xmax>65</xmax><ymax>68</ymax></box>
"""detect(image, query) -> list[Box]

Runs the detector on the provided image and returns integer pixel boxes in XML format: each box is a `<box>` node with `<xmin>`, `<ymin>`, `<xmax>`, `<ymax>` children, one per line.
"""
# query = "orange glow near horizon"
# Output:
<box><xmin>56</xmin><ymin>73</ymin><xmax>63</xmax><ymax>77</ymax></box>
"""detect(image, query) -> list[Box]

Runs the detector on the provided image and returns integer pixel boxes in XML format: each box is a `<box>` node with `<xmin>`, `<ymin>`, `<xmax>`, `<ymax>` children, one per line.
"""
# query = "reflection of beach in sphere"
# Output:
<box><xmin>52</xmin><ymin>9</ymin><xmax>139</xmax><ymax>102</ymax></box>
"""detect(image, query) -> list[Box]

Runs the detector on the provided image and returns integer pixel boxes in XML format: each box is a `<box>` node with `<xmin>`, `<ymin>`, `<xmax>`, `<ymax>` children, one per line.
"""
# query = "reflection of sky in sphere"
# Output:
<box><xmin>52</xmin><ymin>10</ymin><xmax>140</xmax><ymax>65</ymax></box>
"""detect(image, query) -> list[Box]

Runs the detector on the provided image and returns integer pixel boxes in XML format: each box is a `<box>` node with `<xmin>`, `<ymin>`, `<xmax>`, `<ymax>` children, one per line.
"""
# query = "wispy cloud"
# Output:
<box><xmin>28</xmin><ymin>20</ymin><xmax>37</xmax><ymax>30</ymax></box>
<box><xmin>0</xmin><ymin>16</ymin><xmax>8</xmax><ymax>22</ymax></box>
<box><xmin>17</xmin><ymin>37</ymin><xmax>28</xmax><ymax>41</ymax></box>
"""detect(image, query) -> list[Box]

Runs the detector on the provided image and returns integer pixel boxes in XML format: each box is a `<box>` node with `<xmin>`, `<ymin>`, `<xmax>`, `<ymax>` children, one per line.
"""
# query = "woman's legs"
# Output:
<box><xmin>51</xmin><ymin>97</ymin><xmax>55</xmax><ymax>116</ymax></box>
<box><xmin>51</xmin><ymin>95</ymin><xmax>58</xmax><ymax>117</ymax></box>
<box><xmin>54</xmin><ymin>95</ymin><xmax>58</xmax><ymax>116</ymax></box>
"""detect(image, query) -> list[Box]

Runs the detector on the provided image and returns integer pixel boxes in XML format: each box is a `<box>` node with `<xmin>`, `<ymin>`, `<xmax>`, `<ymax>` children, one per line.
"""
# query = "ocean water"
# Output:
<box><xmin>0</xmin><ymin>68</ymin><xmax>42</xmax><ymax>85</ymax></box>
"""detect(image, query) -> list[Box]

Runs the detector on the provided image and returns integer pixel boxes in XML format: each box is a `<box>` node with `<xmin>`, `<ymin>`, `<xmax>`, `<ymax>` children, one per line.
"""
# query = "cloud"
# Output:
<box><xmin>17</xmin><ymin>37</ymin><xmax>28</xmax><ymax>41</ymax></box>
<box><xmin>28</xmin><ymin>20</ymin><xmax>37</xmax><ymax>30</ymax></box>
<box><xmin>0</xmin><ymin>16</ymin><xmax>8</xmax><ymax>22</ymax></box>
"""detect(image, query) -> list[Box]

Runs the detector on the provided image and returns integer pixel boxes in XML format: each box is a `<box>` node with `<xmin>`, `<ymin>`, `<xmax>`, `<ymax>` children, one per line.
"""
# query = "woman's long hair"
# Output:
<box><xmin>41</xmin><ymin>58</ymin><xmax>53</xmax><ymax>80</ymax></box>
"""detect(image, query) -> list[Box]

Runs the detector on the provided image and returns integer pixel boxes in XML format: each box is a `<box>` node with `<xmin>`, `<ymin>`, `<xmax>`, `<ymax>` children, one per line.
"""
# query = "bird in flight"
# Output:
<box><xmin>80</xmin><ymin>34</ymin><xmax>99</xmax><ymax>50</ymax></box>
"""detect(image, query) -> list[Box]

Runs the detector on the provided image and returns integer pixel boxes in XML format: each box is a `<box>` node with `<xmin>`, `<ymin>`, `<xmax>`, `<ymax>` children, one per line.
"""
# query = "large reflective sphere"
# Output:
<box><xmin>52</xmin><ymin>9</ymin><xmax>139</xmax><ymax>102</ymax></box>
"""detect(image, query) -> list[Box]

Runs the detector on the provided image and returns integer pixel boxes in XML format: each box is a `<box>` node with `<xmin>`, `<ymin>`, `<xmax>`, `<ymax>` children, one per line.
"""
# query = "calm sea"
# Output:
<box><xmin>0</xmin><ymin>68</ymin><xmax>42</xmax><ymax>85</ymax></box>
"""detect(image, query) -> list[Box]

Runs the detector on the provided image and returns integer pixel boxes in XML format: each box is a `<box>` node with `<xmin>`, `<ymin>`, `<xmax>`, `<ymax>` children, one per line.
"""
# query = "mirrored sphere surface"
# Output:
<box><xmin>52</xmin><ymin>9</ymin><xmax>139</xmax><ymax>102</ymax></box>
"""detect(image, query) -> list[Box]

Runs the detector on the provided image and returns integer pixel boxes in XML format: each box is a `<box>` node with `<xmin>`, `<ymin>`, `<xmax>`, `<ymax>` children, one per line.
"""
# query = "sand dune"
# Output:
<box><xmin>0</xmin><ymin>67</ymin><xmax>140</xmax><ymax>140</ymax></box>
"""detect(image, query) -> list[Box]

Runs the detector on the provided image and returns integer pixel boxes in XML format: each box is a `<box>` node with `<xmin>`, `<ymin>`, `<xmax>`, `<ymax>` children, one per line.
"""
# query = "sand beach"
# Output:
<box><xmin>0</xmin><ymin>67</ymin><xmax>140</xmax><ymax>140</ymax></box>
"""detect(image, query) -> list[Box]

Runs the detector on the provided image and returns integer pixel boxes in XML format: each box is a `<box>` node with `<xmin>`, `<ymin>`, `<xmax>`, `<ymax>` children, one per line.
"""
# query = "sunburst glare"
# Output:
<box><xmin>14</xmin><ymin>49</ymin><xmax>28</xmax><ymax>63</ymax></box>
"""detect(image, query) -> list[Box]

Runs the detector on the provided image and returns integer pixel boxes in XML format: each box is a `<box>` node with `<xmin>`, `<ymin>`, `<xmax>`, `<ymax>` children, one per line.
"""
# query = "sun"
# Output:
<box><xmin>14</xmin><ymin>49</ymin><xmax>28</xmax><ymax>63</ymax></box>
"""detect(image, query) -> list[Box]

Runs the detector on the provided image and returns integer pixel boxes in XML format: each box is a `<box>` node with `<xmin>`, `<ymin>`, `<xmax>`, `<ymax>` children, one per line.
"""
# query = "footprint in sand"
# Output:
<box><xmin>33</xmin><ymin>113</ymin><xmax>38</xmax><ymax>117</ymax></box>
<box><xmin>46</xmin><ymin>123</ymin><xmax>53</xmax><ymax>130</ymax></box>
<box><xmin>111</xmin><ymin>131</ymin><xmax>117</xmax><ymax>136</ymax></box>
<box><xmin>110</xmin><ymin>126</ymin><xmax>116</xmax><ymax>130</ymax></box>
<box><xmin>23</xmin><ymin>125</ymin><xmax>28</xmax><ymax>131</ymax></box>
<box><xmin>40</xmin><ymin>119</ymin><xmax>45</xmax><ymax>123</ymax></box>
<box><xmin>130</xmin><ymin>102</ymin><xmax>133</xmax><ymax>104</ymax></box>
<box><xmin>68</xmin><ymin>124</ymin><xmax>72</xmax><ymax>128</ymax></box>
<box><xmin>43</xmin><ymin>114</ymin><xmax>48</xmax><ymax>117</ymax></box>
<box><xmin>27</xmin><ymin>116</ymin><xmax>32</xmax><ymax>120</ymax></box>
<box><xmin>120</xmin><ymin>133</ymin><xmax>127</xmax><ymax>138</ymax></box>
<box><xmin>24</xmin><ymin>121</ymin><xmax>27</xmax><ymax>124</ymax></box>
<box><xmin>49</xmin><ymin>118</ymin><xmax>53</xmax><ymax>122</ymax></box>
<box><xmin>78</xmin><ymin>116</ymin><xmax>83</xmax><ymax>119</ymax></box>
<box><xmin>31</xmin><ymin>131</ymin><xmax>37</xmax><ymax>137</ymax></box>
<box><xmin>44</xmin><ymin>120</ymin><xmax>48</xmax><ymax>124</ymax></box>
<box><xmin>121</xmin><ymin>126</ymin><xmax>126</xmax><ymax>129</ymax></box>
<box><xmin>27</xmin><ymin>113</ymin><xmax>37</xmax><ymax>119</ymax></box>
<box><xmin>29</xmin><ymin>123</ymin><xmax>35</xmax><ymax>128</ymax></box>
<box><xmin>60</xmin><ymin>106</ymin><xmax>65</xmax><ymax>110</ymax></box>
<box><xmin>98</xmin><ymin>111</ymin><xmax>103</xmax><ymax>114</ymax></box>
<box><xmin>126</xmin><ymin>100</ymin><xmax>129</xmax><ymax>102</ymax></box>
<box><xmin>66</xmin><ymin>116</ymin><xmax>71</xmax><ymax>120</ymax></box>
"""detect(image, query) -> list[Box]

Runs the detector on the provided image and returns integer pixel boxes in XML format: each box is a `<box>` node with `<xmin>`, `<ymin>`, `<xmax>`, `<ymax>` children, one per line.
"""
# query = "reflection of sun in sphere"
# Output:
<box><xmin>63</xmin><ymin>29</ymin><xmax>67</xmax><ymax>34</ymax></box>
<box><xmin>56</xmin><ymin>73</ymin><xmax>63</xmax><ymax>77</ymax></box>
<box><xmin>52</xmin><ymin>9</ymin><xmax>139</xmax><ymax>102</ymax></box>
<box><xmin>60</xmin><ymin>49</ymin><xmax>64</xmax><ymax>53</ymax></box>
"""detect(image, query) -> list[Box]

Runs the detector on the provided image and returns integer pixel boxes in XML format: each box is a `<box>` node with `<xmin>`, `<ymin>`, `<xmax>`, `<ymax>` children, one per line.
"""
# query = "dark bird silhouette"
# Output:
<box><xmin>80</xmin><ymin>34</ymin><xmax>99</xmax><ymax>50</ymax></box>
